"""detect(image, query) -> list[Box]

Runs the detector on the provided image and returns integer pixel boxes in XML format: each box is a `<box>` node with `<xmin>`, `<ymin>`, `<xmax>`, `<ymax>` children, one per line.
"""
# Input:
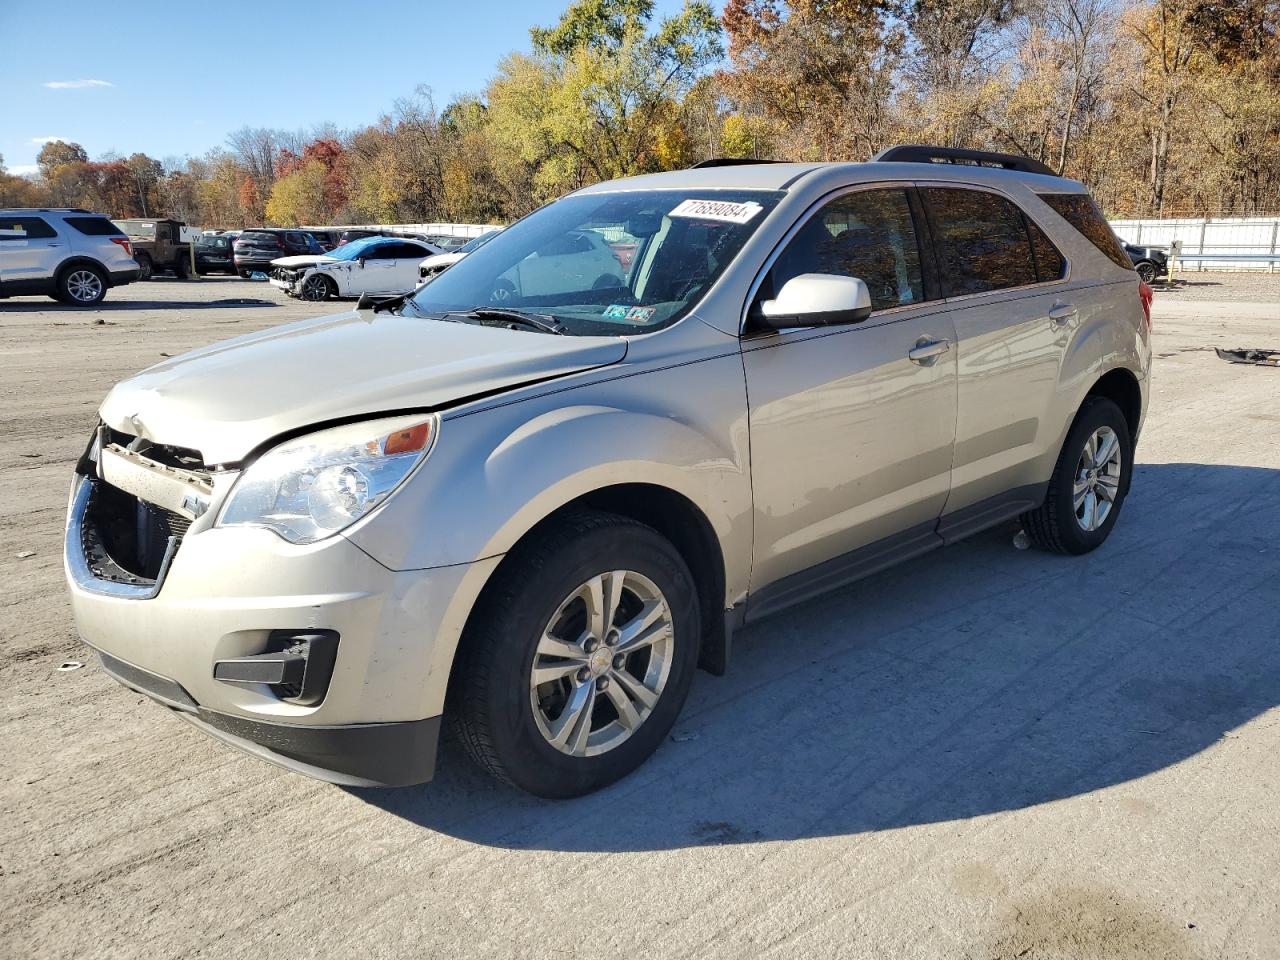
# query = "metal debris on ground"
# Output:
<box><xmin>57</xmin><ymin>661</ymin><xmax>83</xmax><ymax>672</ymax></box>
<box><xmin>1215</xmin><ymin>347</ymin><xmax>1280</xmax><ymax>367</ymax></box>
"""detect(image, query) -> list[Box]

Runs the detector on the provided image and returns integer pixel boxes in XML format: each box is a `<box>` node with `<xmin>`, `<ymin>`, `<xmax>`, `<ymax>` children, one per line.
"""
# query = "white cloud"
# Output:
<box><xmin>30</xmin><ymin>136</ymin><xmax>69</xmax><ymax>145</ymax></box>
<box><xmin>43</xmin><ymin>79</ymin><xmax>113</xmax><ymax>90</ymax></box>
<box><xmin>7</xmin><ymin>165</ymin><xmax>40</xmax><ymax>177</ymax></box>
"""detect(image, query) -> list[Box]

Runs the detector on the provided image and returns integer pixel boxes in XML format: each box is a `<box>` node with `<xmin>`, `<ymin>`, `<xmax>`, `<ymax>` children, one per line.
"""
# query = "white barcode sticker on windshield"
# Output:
<box><xmin>668</xmin><ymin>199</ymin><xmax>763</xmax><ymax>224</ymax></box>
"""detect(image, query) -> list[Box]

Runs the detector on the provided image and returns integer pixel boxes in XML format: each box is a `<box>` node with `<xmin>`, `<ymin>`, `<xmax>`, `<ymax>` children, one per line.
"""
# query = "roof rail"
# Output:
<box><xmin>873</xmin><ymin>144</ymin><xmax>1057</xmax><ymax>177</ymax></box>
<box><xmin>689</xmin><ymin>158</ymin><xmax>783</xmax><ymax>169</ymax></box>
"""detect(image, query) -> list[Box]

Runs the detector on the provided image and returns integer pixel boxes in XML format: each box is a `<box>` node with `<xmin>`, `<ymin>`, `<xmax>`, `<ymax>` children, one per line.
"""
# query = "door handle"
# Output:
<box><xmin>908</xmin><ymin>337</ymin><xmax>952</xmax><ymax>364</ymax></box>
<box><xmin>1049</xmin><ymin>303</ymin><xmax>1077</xmax><ymax>324</ymax></box>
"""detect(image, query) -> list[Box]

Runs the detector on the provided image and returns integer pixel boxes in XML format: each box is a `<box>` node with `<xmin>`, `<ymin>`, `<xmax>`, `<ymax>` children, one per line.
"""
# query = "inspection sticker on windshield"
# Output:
<box><xmin>668</xmin><ymin>199</ymin><xmax>763</xmax><ymax>224</ymax></box>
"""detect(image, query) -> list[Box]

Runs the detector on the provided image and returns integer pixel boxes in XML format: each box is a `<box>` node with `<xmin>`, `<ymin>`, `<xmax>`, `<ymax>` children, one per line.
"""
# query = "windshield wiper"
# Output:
<box><xmin>447</xmin><ymin>307</ymin><xmax>568</xmax><ymax>335</ymax></box>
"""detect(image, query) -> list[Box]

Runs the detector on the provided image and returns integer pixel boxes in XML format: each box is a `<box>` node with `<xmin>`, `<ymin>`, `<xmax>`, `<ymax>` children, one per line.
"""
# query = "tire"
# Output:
<box><xmin>55</xmin><ymin>265</ymin><xmax>107</xmax><ymax>305</ymax></box>
<box><xmin>237</xmin><ymin>269</ymin><xmax>252</xmax><ymax>279</ymax></box>
<box><xmin>1135</xmin><ymin>261</ymin><xmax>1157</xmax><ymax>284</ymax></box>
<box><xmin>172</xmin><ymin>257</ymin><xmax>190</xmax><ymax>280</ymax></box>
<box><xmin>1020</xmin><ymin>397</ymin><xmax>1132</xmax><ymax>555</ymax></box>
<box><xmin>452</xmin><ymin>510</ymin><xmax>700</xmax><ymax>798</ymax></box>
<box><xmin>299</xmin><ymin>273</ymin><xmax>333</xmax><ymax>301</ymax></box>
<box><xmin>135</xmin><ymin>253</ymin><xmax>152</xmax><ymax>281</ymax></box>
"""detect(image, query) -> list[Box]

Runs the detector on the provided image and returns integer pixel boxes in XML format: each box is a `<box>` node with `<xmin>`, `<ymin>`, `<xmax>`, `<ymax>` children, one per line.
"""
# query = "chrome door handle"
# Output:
<box><xmin>1049</xmin><ymin>304</ymin><xmax>1077</xmax><ymax>324</ymax></box>
<box><xmin>908</xmin><ymin>338</ymin><xmax>952</xmax><ymax>364</ymax></box>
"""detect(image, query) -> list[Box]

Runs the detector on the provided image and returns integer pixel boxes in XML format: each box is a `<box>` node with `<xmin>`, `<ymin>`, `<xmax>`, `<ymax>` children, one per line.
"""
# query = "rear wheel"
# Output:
<box><xmin>172</xmin><ymin>256</ymin><xmax>190</xmax><ymax>279</ymax></box>
<box><xmin>55</xmin><ymin>265</ymin><xmax>107</xmax><ymax>305</ymax></box>
<box><xmin>1020</xmin><ymin>397</ymin><xmax>1132</xmax><ymax>555</ymax></box>
<box><xmin>135</xmin><ymin>253</ymin><xmax>152</xmax><ymax>281</ymax></box>
<box><xmin>452</xmin><ymin>511</ymin><xmax>700</xmax><ymax>798</ymax></box>
<box><xmin>1135</xmin><ymin>261</ymin><xmax>1157</xmax><ymax>284</ymax></box>
<box><xmin>237</xmin><ymin>269</ymin><xmax>252</xmax><ymax>279</ymax></box>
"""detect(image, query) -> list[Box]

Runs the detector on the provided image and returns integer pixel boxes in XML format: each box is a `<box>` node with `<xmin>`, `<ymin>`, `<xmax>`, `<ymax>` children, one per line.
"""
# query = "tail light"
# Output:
<box><xmin>110</xmin><ymin>237</ymin><xmax>132</xmax><ymax>256</ymax></box>
<box><xmin>1138</xmin><ymin>280</ymin><xmax>1153</xmax><ymax>331</ymax></box>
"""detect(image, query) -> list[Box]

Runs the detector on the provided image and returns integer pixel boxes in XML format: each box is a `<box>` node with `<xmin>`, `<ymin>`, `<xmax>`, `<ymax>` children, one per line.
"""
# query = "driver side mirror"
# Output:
<box><xmin>752</xmin><ymin>273</ymin><xmax>872</xmax><ymax>330</ymax></box>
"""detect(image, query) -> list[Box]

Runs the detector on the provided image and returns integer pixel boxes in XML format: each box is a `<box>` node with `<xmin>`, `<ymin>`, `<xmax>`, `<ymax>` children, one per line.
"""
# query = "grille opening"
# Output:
<box><xmin>84</xmin><ymin>481</ymin><xmax>187</xmax><ymax>582</ymax></box>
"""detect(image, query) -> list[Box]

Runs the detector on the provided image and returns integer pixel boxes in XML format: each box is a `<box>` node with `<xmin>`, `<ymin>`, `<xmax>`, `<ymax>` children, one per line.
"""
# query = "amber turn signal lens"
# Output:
<box><xmin>383</xmin><ymin>421</ymin><xmax>432</xmax><ymax>455</ymax></box>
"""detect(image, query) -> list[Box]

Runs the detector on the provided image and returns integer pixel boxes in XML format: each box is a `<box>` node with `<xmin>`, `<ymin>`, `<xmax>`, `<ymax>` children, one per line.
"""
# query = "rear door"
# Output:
<box><xmin>741</xmin><ymin>185</ymin><xmax>958</xmax><ymax>613</ymax></box>
<box><xmin>918</xmin><ymin>185</ymin><xmax>1078</xmax><ymax>529</ymax></box>
<box><xmin>0</xmin><ymin>215</ymin><xmax>61</xmax><ymax>286</ymax></box>
<box><xmin>381</xmin><ymin>242</ymin><xmax>431</xmax><ymax>292</ymax></box>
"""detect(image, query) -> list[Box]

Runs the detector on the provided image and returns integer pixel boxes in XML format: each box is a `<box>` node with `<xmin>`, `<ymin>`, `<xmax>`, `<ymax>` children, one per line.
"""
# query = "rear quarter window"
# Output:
<box><xmin>1040</xmin><ymin>194</ymin><xmax>1132</xmax><ymax>271</ymax></box>
<box><xmin>64</xmin><ymin>216</ymin><xmax>125</xmax><ymax>237</ymax></box>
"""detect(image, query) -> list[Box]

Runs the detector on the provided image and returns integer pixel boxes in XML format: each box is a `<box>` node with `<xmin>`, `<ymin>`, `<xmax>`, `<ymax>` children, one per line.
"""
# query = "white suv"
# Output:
<box><xmin>66</xmin><ymin>147</ymin><xmax>1151</xmax><ymax>796</ymax></box>
<box><xmin>0</xmin><ymin>208</ymin><xmax>140</xmax><ymax>304</ymax></box>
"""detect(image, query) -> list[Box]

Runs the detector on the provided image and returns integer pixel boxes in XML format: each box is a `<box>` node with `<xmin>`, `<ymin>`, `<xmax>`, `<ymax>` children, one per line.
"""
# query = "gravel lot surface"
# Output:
<box><xmin>1</xmin><ymin>274</ymin><xmax>1277</xmax><ymax>960</ymax></box>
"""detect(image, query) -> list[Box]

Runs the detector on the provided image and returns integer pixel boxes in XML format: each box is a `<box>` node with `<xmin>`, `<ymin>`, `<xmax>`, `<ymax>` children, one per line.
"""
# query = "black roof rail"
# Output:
<box><xmin>873</xmin><ymin>144</ymin><xmax>1057</xmax><ymax>177</ymax></box>
<box><xmin>689</xmin><ymin>158</ymin><xmax>783</xmax><ymax>169</ymax></box>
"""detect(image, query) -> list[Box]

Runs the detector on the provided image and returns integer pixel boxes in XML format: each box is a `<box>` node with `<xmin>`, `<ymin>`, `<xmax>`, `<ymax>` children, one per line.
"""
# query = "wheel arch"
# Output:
<box><xmin>449</xmin><ymin>483</ymin><xmax>731</xmax><ymax>704</ymax></box>
<box><xmin>1084</xmin><ymin>366</ymin><xmax>1142</xmax><ymax>443</ymax></box>
<box><xmin>56</xmin><ymin>256</ymin><xmax>111</xmax><ymax>285</ymax></box>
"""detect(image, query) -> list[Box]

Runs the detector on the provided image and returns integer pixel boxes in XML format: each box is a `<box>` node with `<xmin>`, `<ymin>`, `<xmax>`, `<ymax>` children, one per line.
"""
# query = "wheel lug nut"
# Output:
<box><xmin>584</xmin><ymin>638</ymin><xmax>599</xmax><ymax>653</ymax></box>
<box><xmin>605</xmin><ymin>631</ymin><xmax>619</xmax><ymax>647</ymax></box>
<box><xmin>576</xmin><ymin>667</ymin><xmax>592</xmax><ymax>683</ymax></box>
<box><xmin>612</xmin><ymin>654</ymin><xmax>625</xmax><ymax>669</ymax></box>
<box><xmin>597</xmin><ymin>677</ymin><xmax>610</xmax><ymax>691</ymax></box>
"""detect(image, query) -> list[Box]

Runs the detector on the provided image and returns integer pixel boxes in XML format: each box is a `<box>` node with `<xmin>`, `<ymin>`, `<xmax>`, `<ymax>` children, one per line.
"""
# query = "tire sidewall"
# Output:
<box><xmin>1051</xmin><ymin>398</ymin><xmax>1133</xmax><ymax>553</ymax></box>
<box><xmin>57</xmin><ymin>265</ymin><xmax>106</xmax><ymax>305</ymax></box>
<box><xmin>476</xmin><ymin>522</ymin><xmax>700</xmax><ymax>798</ymax></box>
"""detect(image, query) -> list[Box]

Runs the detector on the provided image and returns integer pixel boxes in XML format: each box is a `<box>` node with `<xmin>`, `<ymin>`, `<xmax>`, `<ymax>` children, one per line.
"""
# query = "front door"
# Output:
<box><xmin>0</xmin><ymin>215</ymin><xmax>61</xmax><ymax>286</ymax></box>
<box><xmin>742</xmin><ymin>186</ymin><xmax>958</xmax><ymax>615</ymax></box>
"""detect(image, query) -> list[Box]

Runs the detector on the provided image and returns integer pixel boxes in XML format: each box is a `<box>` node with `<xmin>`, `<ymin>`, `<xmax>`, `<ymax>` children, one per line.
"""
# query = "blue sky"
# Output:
<box><xmin>0</xmin><ymin>0</ymin><xmax>716</xmax><ymax>175</ymax></box>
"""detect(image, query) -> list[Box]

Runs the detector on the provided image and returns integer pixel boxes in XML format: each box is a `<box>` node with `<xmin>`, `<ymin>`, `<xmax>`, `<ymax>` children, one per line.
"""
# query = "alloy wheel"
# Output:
<box><xmin>1073</xmin><ymin>425</ymin><xmax>1123</xmax><ymax>531</ymax></box>
<box><xmin>66</xmin><ymin>270</ymin><xmax>103</xmax><ymax>303</ymax></box>
<box><xmin>529</xmin><ymin>570</ymin><xmax>674</xmax><ymax>758</ymax></box>
<box><xmin>300</xmin><ymin>275</ymin><xmax>330</xmax><ymax>301</ymax></box>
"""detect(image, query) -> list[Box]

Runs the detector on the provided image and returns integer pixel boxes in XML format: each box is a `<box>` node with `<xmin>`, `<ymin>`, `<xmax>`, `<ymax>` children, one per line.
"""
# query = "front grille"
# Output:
<box><xmin>80</xmin><ymin>479</ymin><xmax>186</xmax><ymax>586</ymax></box>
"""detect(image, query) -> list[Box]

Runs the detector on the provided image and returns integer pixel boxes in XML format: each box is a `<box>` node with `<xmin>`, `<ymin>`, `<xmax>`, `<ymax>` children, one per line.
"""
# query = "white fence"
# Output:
<box><xmin>302</xmin><ymin>222</ymin><xmax>494</xmax><ymax>240</ymax></box>
<box><xmin>1109</xmin><ymin>216</ymin><xmax>1280</xmax><ymax>272</ymax></box>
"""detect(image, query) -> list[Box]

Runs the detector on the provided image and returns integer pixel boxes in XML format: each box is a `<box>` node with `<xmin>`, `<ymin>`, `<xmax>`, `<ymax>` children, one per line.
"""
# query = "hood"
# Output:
<box><xmin>420</xmin><ymin>252</ymin><xmax>465</xmax><ymax>269</ymax></box>
<box><xmin>99</xmin><ymin>310</ymin><xmax>629</xmax><ymax>464</ymax></box>
<box><xmin>271</xmin><ymin>254</ymin><xmax>335</xmax><ymax>268</ymax></box>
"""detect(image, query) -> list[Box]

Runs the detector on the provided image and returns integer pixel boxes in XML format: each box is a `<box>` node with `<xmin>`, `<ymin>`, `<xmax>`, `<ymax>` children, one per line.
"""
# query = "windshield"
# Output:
<box><xmin>459</xmin><ymin>230</ymin><xmax>501</xmax><ymax>254</ymax></box>
<box><xmin>407</xmin><ymin>189</ymin><xmax>782</xmax><ymax>335</ymax></box>
<box><xmin>328</xmin><ymin>236</ymin><xmax>386</xmax><ymax>261</ymax></box>
<box><xmin>114</xmin><ymin>221</ymin><xmax>155</xmax><ymax>238</ymax></box>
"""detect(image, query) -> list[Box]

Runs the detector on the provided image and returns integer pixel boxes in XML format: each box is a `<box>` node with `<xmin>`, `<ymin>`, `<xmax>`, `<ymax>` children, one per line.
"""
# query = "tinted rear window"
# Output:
<box><xmin>239</xmin><ymin>231</ymin><xmax>280</xmax><ymax>242</ymax></box>
<box><xmin>1040</xmin><ymin>193</ymin><xmax>1132</xmax><ymax>271</ymax></box>
<box><xmin>923</xmin><ymin>188</ymin><xmax>1039</xmax><ymax>296</ymax></box>
<box><xmin>197</xmin><ymin>237</ymin><xmax>231</xmax><ymax>250</ymax></box>
<box><xmin>0</xmin><ymin>216</ymin><xmax>57</xmax><ymax>240</ymax></box>
<box><xmin>64</xmin><ymin>216</ymin><xmax>125</xmax><ymax>237</ymax></box>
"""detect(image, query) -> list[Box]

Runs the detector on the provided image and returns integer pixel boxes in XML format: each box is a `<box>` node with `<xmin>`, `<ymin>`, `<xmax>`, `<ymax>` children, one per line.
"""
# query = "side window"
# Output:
<box><xmin>770</xmin><ymin>188</ymin><xmax>925</xmax><ymax>311</ymax></box>
<box><xmin>923</xmin><ymin>188</ymin><xmax>1038</xmax><ymax>296</ymax></box>
<box><xmin>0</xmin><ymin>216</ymin><xmax>57</xmax><ymax>240</ymax></box>
<box><xmin>64</xmin><ymin>216</ymin><xmax>125</xmax><ymax>237</ymax></box>
<box><xmin>386</xmin><ymin>243</ymin><xmax>426</xmax><ymax>259</ymax></box>
<box><xmin>285</xmin><ymin>232</ymin><xmax>304</xmax><ymax>246</ymax></box>
<box><xmin>1026</xmin><ymin>218</ymin><xmax>1065</xmax><ymax>282</ymax></box>
<box><xmin>1040</xmin><ymin>193</ymin><xmax>1132</xmax><ymax>271</ymax></box>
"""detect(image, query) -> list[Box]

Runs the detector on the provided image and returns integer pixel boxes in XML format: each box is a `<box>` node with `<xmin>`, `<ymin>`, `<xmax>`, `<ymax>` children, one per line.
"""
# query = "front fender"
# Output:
<box><xmin>345</xmin><ymin>353</ymin><xmax>752</xmax><ymax>600</ymax></box>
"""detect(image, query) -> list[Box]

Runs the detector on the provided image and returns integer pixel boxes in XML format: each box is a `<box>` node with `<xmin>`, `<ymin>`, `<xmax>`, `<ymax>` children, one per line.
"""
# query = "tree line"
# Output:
<box><xmin>1</xmin><ymin>0</ymin><xmax>1276</xmax><ymax>226</ymax></box>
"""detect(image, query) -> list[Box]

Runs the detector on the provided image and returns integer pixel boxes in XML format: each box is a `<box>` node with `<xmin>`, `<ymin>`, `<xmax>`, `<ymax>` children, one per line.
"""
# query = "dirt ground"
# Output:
<box><xmin>1</xmin><ymin>274</ymin><xmax>1278</xmax><ymax>959</ymax></box>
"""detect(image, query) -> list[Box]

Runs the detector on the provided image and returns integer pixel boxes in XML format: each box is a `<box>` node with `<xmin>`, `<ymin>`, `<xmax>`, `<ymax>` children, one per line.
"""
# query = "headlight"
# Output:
<box><xmin>217</xmin><ymin>414</ymin><xmax>438</xmax><ymax>544</ymax></box>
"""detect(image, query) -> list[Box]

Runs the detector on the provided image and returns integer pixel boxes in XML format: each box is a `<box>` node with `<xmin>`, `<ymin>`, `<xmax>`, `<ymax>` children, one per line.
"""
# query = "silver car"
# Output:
<box><xmin>0</xmin><ymin>208</ymin><xmax>141</xmax><ymax>304</ymax></box>
<box><xmin>64</xmin><ymin>147</ymin><xmax>1152</xmax><ymax>796</ymax></box>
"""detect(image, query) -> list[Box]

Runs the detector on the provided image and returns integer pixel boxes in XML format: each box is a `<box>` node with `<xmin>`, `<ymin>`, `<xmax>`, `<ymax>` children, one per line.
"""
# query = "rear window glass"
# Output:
<box><xmin>1040</xmin><ymin>193</ymin><xmax>1132</xmax><ymax>271</ymax></box>
<box><xmin>0</xmin><ymin>216</ymin><xmax>57</xmax><ymax>240</ymax></box>
<box><xmin>239</xmin><ymin>231</ymin><xmax>279</xmax><ymax>242</ymax></box>
<box><xmin>924</xmin><ymin>188</ymin><xmax>1038</xmax><ymax>296</ymax></box>
<box><xmin>65</xmin><ymin>216</ymin><xmax>125</xmax><ymax>237</ymax></box>
<box><xmin>197</xmin><ymin>237</ymin><xmax>231</xmax><ymax>250</ymax></box>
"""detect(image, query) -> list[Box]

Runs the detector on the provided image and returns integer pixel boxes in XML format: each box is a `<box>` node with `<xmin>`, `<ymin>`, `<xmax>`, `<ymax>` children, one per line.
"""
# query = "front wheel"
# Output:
<box><xmin>1135</xmin><ymin>261</ymin><xmax>1157</xmax><ymax>284</ymax></box>
<box><xmin>299</xmin><ymin>273</ymin><xmax>333</xmax><ymax>301</ymax></box>
<box><xmin>1020</xmin><ymin>397</ymin><xmax>1132</xmax><ymax>555</ymax></box>
<box><xmin>452</xmin><ymin>511</ymin><xmax>700</xmax><ymax>798</ymax></box>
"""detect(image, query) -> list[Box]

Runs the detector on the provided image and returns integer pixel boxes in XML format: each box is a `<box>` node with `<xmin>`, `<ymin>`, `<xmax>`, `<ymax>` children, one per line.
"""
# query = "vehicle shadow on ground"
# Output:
<box><xmin>0</xmin><ymin>298</ymin><xmax>277</xmax><ymax>312</ymax></box>
<box><xmin>354</xmin><ymin>462</ymin><xmax>1280</xmax><ymax>850</ymax></box>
